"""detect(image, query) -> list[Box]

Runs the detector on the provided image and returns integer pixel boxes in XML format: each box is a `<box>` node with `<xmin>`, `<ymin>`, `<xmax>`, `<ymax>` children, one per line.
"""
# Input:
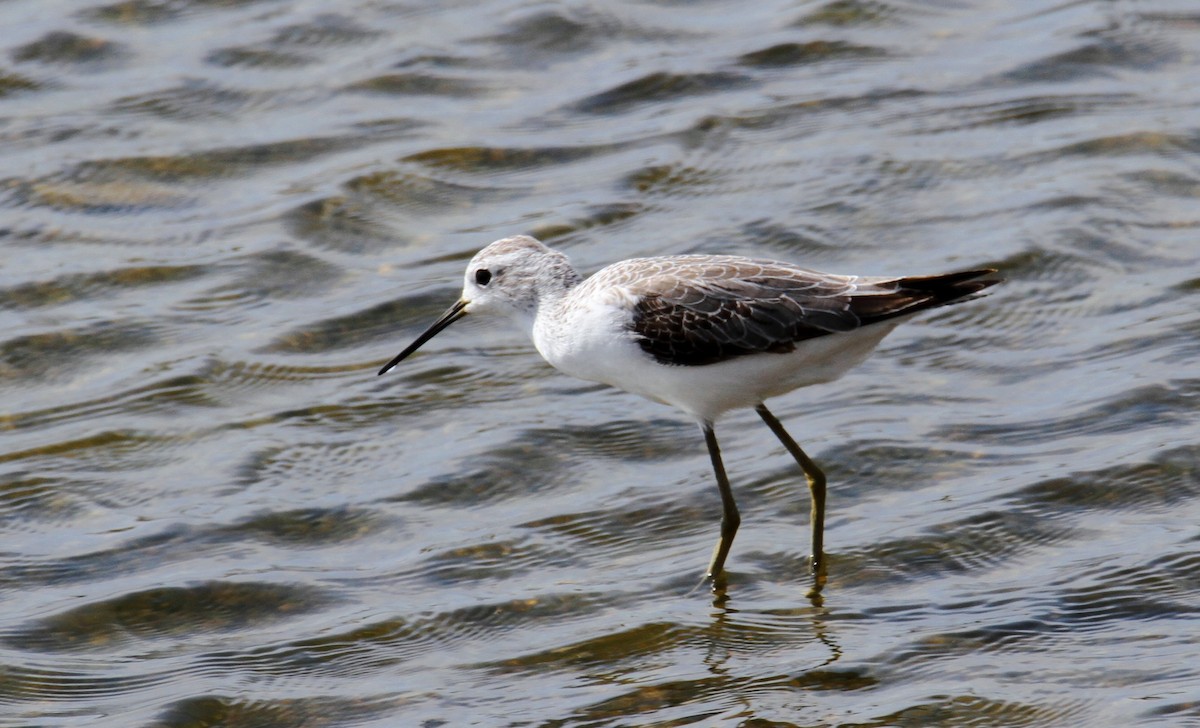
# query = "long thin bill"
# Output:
<box><xmin>378</xmin><ymin>299</ymin><xmax>468</xmax><ymax>375</ymax></box>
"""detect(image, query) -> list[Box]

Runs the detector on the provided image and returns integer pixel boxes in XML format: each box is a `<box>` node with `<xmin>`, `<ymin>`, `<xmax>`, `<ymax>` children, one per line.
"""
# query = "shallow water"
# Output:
<box><xmin>2</xmin><ymin>0</ymin><xmax>1199</xmax><ymax>725</ymax></box>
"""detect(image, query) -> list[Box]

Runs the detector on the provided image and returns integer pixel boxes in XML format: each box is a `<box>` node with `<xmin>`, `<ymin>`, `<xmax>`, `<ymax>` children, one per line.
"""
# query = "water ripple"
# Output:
<box><xmin>151</xmin><ymin>694</ymin><xmax>399</xmax><ymax>728</ymax></box>
<box><xmin>3</xmin><ymin>581</ymin><xmax>331</xmax><ymax>653</ymax></box>
<box><xmin>0</xmin><ymin>662</ymin><xmax>167</xmax><ymax>703</ymax></box>
<box><xmin>572</xmin><ymin>71</ymin><xmax>753</xmax><ymax>115</ymax></box>
<box><xmin>2</xmin><ymin>0</ymin><xmax>1199</xmax><ymax>724</ymax></box>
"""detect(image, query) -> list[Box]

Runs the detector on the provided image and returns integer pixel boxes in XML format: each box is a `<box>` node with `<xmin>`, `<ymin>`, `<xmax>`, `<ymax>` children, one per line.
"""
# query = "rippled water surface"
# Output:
<box><xmin>3</xmin><ymin>0</ymin><xmax>1200</xmax><ymax>725</ymax></box>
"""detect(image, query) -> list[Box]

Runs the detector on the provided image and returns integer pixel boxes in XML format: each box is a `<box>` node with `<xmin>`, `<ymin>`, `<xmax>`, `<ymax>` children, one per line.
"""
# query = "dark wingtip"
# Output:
<box><xmin>901</xmin><ymin>268</ymin><xmax>1000</xmax><ymax>287</ymax></box>
<box><xmin>850</xmin><ymin>268</ymin><xmax>1002</xmax><ymax>323</ymax></box>
<box><xmin>897</xmin><ymin>268</ymin><xmax>1002</xmax><ymax>300</ymax></box>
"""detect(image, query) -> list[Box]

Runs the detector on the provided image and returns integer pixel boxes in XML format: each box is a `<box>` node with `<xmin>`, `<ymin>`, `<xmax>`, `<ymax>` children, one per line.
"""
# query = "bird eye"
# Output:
<box><xmin>475</xmin><ymin>269</ymin><xmax>492</xmax><ymax>286</ymax></box>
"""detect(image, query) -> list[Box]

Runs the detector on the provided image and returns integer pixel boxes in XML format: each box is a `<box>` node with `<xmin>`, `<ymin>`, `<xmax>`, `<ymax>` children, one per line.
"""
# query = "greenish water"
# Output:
<box><xmin>2</xmin><ymin>1</ymin><xmax>1199</xmax><ymax>726</ymax></box>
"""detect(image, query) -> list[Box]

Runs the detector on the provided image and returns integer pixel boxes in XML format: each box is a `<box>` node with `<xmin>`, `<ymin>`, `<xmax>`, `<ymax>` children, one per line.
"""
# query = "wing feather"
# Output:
<box><xmin>588</xmin><ymin>255</ymin><xmax>997</xmax><ymax>366</ymax></box>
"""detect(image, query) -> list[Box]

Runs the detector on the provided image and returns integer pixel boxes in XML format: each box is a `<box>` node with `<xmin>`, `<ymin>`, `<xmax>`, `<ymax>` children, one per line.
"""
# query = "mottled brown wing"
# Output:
<box><xmin>620</xmin><ymin>256</ymin><xmax>996</xmax><ymax>366</ymax></box>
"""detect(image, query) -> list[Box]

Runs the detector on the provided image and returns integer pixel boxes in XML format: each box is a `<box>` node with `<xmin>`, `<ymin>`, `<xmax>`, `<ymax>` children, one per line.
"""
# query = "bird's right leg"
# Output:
<box><xmin>702</xmin><ymin>422</ymin><xmax>740</xmax><ymax>583</ymax></box>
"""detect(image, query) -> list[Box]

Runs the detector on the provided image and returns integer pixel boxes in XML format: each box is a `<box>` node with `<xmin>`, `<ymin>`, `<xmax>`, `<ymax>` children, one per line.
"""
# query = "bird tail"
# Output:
<box><xmin>851</xmin><ymin>269</ymin><xmax>1002</xmax><ymax>323</ymax></box>
<box><xmin>896</xmin><ymin>269</ymin><xmax>1002</xmax><ymax>302</ymax></box>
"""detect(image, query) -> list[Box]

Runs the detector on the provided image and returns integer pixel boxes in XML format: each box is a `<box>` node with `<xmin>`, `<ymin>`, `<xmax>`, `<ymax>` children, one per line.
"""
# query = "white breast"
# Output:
<box><xmin>532</xmin><ymin>288</ymin><xmax>643</xmax><ymax>387</ymax></box>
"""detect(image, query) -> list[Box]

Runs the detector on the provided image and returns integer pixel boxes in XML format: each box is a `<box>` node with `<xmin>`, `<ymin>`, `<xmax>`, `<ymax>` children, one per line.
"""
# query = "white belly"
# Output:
<box><xmin>532</xmin><ymin>295</ymin><xmax>902</xmax><ymax>423</ymax></box>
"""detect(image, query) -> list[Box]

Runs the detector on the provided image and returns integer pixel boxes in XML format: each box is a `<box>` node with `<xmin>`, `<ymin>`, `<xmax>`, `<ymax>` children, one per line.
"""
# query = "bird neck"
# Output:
<box><xmin>516</xmin><ymin>263</ymin><xmax>580</xmax><ymax>339</ymax></box>
<box><xmin>532</xmin><ymin>260</ymin><xmax>581</xmax><ymax>308</ymax></box>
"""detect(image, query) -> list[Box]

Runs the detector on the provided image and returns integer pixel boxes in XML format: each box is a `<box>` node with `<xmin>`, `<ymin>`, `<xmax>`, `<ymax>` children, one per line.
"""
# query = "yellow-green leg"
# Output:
<box><xmin>702</xmin><ymin>422</ymin><xmax>740</xmax><ymax>582</ymax></box>
<box><xmin>755</xmin><ymin>403</ymin><xmax>827</xmax><ymax>578</ymax></box>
